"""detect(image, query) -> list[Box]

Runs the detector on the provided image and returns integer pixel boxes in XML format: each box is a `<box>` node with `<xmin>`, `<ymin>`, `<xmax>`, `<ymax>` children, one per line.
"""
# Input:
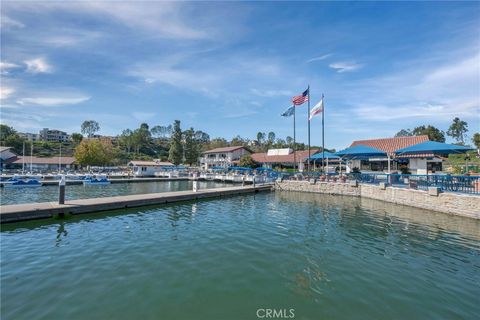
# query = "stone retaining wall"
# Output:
<box><xmin>275</xmin><ymin>180</ymin><xmax>360</xmax><ymax>197</ymax></box>
<box><xmin>275</xmin><ymin>181</ymin><xmax>479</xmax><ymax>219</ymax></box>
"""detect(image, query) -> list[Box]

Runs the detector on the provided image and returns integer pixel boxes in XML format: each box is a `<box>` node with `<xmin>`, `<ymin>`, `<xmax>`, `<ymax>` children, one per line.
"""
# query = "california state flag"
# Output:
<box><xmin>309</xmin><ymin>97</ymin><xmax>324</xmax><ymax>120</ymax></box>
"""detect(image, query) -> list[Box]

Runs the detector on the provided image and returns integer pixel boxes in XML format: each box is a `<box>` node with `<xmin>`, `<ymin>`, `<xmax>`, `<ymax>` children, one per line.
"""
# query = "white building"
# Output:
<box><xmin>128</xmin><ymin>160</ymin><xmax>174</xmax><ymax>176</ymax></box>
<box><xmin>39</xmin><ymin>128</ymin><xmax>70</xmax><ymax>142</ymax></box>
<box><xmin>200</xmin><ymin>146</ymin><xmax>251</xmax><ymax>169</ymax></box>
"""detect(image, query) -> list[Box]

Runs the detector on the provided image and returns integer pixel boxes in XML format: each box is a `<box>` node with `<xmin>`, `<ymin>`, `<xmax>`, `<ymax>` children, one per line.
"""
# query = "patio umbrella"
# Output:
<box><xmin>335</xmin><ymin>145</ymin><xmax>387</xmax><ymax>159</ymax></box>
<box><xmin>395</xmin><ymin>141</ymin><xmax>473</xmax><ymax>156</ymax></box>
<box><xmin>306</xmin><ymin>151</ymin><xmax>341</xmax><ymax>172</ymax></box>
<box><xmin>335</xmin><ymin>145</ymin><xmax>388</xmax><ymax>174</ymax></box>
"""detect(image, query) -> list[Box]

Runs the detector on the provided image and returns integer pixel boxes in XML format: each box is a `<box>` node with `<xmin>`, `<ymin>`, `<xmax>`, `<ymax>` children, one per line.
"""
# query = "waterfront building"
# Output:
<box><xmin>128</xmin><ymin>160</ymin><xmax>174</xmax><ymax>176</ymax></box>
<box><xmin>39</xmin><ymin>128</ymin><xmax>70</xmax><ymax>142</ymax></box>
<box><xmin>200</xmin><ymin>146</ymin><xmax>251</xmax><ymax>169</ymax></box>
<box><xmin>7</xmin><ymin>156</ymin><xmax>77</xmax><ymax>172</ymax></box>
<box><xmin>251</xmin><ymin>148</ymin><xmax>319</xmax><ymax>171</ymax></box>
<box><xmin>0</xmin><ymin>147</ymin><xmax>17</xmax><ymax>171</ymax></box>
<box><xmin>343</xmin><ymin>136</ymin><xmax>452</xmax><ymax>174</ymax></box>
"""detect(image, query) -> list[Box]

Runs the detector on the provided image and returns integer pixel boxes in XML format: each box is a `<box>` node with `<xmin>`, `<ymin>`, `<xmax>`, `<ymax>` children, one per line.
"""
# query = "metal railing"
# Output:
<box><xmin>348</xmin><ymin>173</ymin><xmax>480</xmax><ymax>195</ymax></box>
<box><xmin>273</xmin><ymin>171</ymin><xmax>480</xmax><ymax>195</ymax></box>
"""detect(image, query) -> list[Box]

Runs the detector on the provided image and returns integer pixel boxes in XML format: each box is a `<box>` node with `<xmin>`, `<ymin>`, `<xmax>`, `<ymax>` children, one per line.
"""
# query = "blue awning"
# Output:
<box><xmin>395</xmin><ymin>141</ymin><xmax>473</xmax><ymax>155</ymax></box>
<box><xmin>306</xmin><ymin>151</ymin><xmax>340</xmax><ymax>160</ymax></box>
<box><xmin>335</xmin><ymin>145</ymin><xmax>387</xmax><ymax>159</ymax></box>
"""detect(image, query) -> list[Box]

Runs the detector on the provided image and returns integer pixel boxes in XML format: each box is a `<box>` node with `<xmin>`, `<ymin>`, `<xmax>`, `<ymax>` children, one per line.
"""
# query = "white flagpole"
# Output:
<box><xmin>322</xmin><ymin>94</ymin><xmax>325</xmax><ymax>173</ymax></box>
<box><xmin>307</xmin><ymin>85</ymin><xmax>311</xmax><ymax>172</ymax></box>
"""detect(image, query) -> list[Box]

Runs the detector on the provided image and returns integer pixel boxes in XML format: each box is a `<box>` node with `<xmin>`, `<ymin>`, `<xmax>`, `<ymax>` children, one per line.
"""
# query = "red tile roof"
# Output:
<box><xmin>350</xmin><ymin>135</ymin><xmax>430</xmax><ymax>156</ymax></box>
<box><xmin>11</xmin><ymin>156</ymin><xmax>76</xmax><ymax>165</ymax></box>
<box><xmin>203</xmin><ymin>146</ymin><xmax>250</xmax><ymax>154</ymax></box>
<box><xmin>251</xmin><ymin>149</ymin><xmax>319</xmax><ymax>164</ymax></box>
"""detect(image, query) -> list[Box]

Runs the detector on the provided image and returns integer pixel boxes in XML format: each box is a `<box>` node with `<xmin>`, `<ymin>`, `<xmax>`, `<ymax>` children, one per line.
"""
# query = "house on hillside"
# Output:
<box><xmin>200</xmin><ymin>146</ymin><xmax>251</xmax><ymax>169</ymax></box>
<box><xmin>345</xmin><ymin>135</ymin><xmax>444</xmax><ymax>174</ymax></box>
<box><xmin>127</xmin><ymin>160</ymin><xmax>174</xmax><ymax>176</ymax></box>
<box><xmin>39</xmin><ymin>128</ymin><xmax>70</xmax><ymax>142</ymax></box>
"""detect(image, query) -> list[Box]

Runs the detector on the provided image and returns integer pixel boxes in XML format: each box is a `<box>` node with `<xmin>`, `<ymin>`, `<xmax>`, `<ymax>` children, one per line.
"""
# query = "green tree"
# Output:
<box><xmin>71</xmin><ymin>133</ymin><xmax>83</xmax><ymax>145</ymax></box>
<box><xmin>447</xmin><ymin>117</ymin><xmax>468</xmax><ymax>145</ymax></box>
<box><xmin>0</xmin><ymin>124</ymin><xmax>26</xmax><ymax>153</ymax></box>
<box><xmin>411</xmin><ymin>125</ymin><xmax>445</xmax><ymax>142</ymax></box>
<box><xmin>231</xmin><ymin>135</ymin><xmax>246</xmax><ymax>146</ymax></box>
<box><xmin>395</xmin><ymin>129</ymin><xmax>412</xmax><ymax>137</ymax></box>
<box><xmin>184</xmin><ymin>127</ymin><xmax>199</xmax><ymax>166</ymax></box>
<box><xmin>239</xmin><ymin>154</ymin><xmax>258</xmax><ymax>168</ymax></box>
<box><xmin>74</xmin><ymin>138</ymin><xmax>116</xmax><ymax>166</ymax></box>
<box><xmin>81</xmin><ymin>120</ymin><xmax>100</xmax><ymax>138</ymax></box>
<box><xmin>256</xmin><ymin>132</ymin><xmax>266</xmax><ymax>145</ymax></box>
<box><xmin>118</xmin><ymin>129</ymin><xmax>134</xmax><ymax>153</ymax></box>
<box><xmin>472</xmin><ymin>133</ymin><xmax>480</xmax><ymax>149</ymax></box>
<box><xmin>150</xmin><ymin>125</ymin><xmax>164</xmax><ymax>138</ymax></box>
<box><xmin>0</xmin><ymin>124</ymin><xmax>17</xmax><ymax>140</ymax></box>
<box><xmin>168</xmin><ymin>120</ymin><xmax>183</xmax><ymax>165</ymax></box>
<box><xmin>267</xmin><ymin>131</ymin><xmax>276</xmax><ymax>145</ymax></box>
<box><xmin>194</xmin><ymin>130</ymin><xmax>210</xmax><ymax>144</ymax></box>
<box><xmin>129</xmin><ymin>123</ymin><xmax>152</xmax><ymax>154</ymax></box>
<box><xmin>286</xmin><ymin>136</ymin><xmax>293</xmax><ymax>146</ymax></box>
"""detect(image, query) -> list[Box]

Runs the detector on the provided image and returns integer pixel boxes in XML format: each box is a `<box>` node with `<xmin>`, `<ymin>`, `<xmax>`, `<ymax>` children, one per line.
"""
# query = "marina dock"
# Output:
<box><xmin>0</xmin><ymin>184</ymin><xmax>273</xmax><ymax>223</ymax></box>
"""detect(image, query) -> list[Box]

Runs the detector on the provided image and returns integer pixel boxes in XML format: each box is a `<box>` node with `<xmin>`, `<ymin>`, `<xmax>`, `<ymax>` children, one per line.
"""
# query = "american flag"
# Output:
<box><xmin>292</xmin><ymin>88</ymin><xmax>309</xmax><ymax>105</ymax></box>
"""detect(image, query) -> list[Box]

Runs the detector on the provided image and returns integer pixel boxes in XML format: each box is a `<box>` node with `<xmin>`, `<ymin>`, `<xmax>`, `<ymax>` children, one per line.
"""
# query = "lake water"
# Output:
<box><xmin>1</xmin><ymin>192</ymin><xmax>479</xmax><ymax>320</ymax></box>
<box><xmin>0</xmin><ymin>180</ymin><xmax>229</xmax><ymax>205</ymax></box>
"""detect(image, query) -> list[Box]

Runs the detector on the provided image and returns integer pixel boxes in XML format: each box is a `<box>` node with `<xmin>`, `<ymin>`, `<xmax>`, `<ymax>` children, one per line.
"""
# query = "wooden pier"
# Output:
<box><xmin>0</xmin><ymin>185</ymin><xmax>273</xmax><ymax>223</ymax></box>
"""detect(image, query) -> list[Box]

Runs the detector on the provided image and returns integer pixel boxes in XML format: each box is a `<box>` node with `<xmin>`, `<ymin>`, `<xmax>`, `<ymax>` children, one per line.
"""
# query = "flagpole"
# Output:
<box><xmin>293</xmin><ymin>104</ymin><xmax>296</xmax><ymax>172</ymax></box>
<box><xmin>322</xmin><ymin>93</ymin><xmax>325</xmax><ymax>174</ymax></box>
<box><xmin>307</xmin><ymin>85</ymin><xmax>311</xmax><ymax>172</ymax></box>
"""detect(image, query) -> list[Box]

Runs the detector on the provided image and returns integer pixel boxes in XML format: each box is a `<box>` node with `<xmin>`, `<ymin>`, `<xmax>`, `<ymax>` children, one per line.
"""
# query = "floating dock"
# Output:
<box><xmin>0</xmin><ymin>184</ymin><xmax>273</xmax><ymax>223</ymax></box>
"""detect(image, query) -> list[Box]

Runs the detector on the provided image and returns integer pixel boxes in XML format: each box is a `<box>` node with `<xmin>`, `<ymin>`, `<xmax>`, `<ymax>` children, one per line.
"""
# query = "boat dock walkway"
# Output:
<box><xmin>0</xmin><ymin>184</ymin><xmax>273</xmax><ymax>223</ymax></box>
<box><xmin>0</xmin><ymin>177</ymin><xmax>191</xmax><ymax>187</ymax></box>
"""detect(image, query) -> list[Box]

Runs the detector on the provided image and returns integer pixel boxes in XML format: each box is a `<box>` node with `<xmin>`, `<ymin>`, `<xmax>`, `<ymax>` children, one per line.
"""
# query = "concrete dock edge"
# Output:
<box><xmin>0</xmin><ymin>185</ymin><xmax>273</xmax><ymax>224</ymax></box>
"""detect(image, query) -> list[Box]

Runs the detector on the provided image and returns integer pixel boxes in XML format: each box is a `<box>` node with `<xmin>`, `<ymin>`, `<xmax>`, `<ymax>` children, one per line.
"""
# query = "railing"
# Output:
<box><xmin>348</xmin><ymin>173</ymin><xmax>480</xmax><ymax>195</ymax></box>
<box><xmin>274</xmin><ymin>171</ymin><xmax>480</xmax><ymax>195</ymax></box>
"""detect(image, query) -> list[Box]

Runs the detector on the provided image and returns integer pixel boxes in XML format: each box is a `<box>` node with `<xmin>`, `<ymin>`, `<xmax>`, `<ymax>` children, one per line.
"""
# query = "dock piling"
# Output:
<box><xmin>58</xmin><ymin>174</ymin><xmax>66</xmax><ymax>204</ymax></box>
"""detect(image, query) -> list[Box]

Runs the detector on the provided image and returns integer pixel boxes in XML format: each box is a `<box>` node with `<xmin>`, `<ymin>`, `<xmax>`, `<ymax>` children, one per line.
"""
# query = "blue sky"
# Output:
<box><xmin>1</xmin><ymin>1</ymin><xmax>479</xmax><ymax>149</ymax></box>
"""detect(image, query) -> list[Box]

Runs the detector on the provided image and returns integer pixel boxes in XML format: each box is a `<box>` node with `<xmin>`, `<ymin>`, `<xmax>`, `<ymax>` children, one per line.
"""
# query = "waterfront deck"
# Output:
<box><xmin>0</xmin><ymin>184</ymin><xmax>273</xmax><ymax>223</ymax></box>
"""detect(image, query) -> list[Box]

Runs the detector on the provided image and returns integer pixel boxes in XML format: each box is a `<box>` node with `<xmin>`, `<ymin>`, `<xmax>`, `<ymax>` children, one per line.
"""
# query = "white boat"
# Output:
<box><xmin>83</xmin><ymin>175</ymin><xmax>111</xmax><ymax>185</ymax></box>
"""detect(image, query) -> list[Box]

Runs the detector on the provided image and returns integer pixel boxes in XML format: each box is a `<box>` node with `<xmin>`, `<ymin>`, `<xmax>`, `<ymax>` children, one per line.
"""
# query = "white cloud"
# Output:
<box><xmin>0</xmin><ymin>62</ymin><xmax>20</xmax><ymax>74</ymax></box>
<box><xmin>342</xmin><ymin>53</ymin><xmax>480</xmax><ymax>123</ymax></box>
<box><xmin>0</xmin><ymin>87</ymin><xmax>15</xmax><ymax>100</ymax></box>
<box><xmin>24</xmin><ymin>58</ymin><xmax>53</xmax><ymax>74</ymax></box>
<box><xmin>306</xmin><ymin>54</ymin><xmax>332</xmax><ymax>63</ymax></box>
<box><xmin>4</xmin><ymin>2</ymin><xmax>206</xmax><ymax>40</ymax></box>
<box><xmin>17</xmin><ymin>96</ymin><xmax>90</xmax><ymax>106</ymax></box>
<box><xmin>0</xmin><ymin>15</ymin><xmax>25</xmax><ymax>29</ymax></box>
<box><xmin>329</xmin><ymin>61</ymin><xmax>363</xmax><ymax>73</ymax></box>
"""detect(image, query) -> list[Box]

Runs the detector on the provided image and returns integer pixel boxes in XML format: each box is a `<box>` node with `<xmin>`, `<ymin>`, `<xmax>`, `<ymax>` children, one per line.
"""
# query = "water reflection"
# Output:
<box><xmin>275</xmin><ymin>191</ymin><xmax>480</xmax><ymax>242</ymax></box>
<box><xmin>55</xmin><ymin>222</ymin><xmax>68</xmax><ymax>247</ymax></box>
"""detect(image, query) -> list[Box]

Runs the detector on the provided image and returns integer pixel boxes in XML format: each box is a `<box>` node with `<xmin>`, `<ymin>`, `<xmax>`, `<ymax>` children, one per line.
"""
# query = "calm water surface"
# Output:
<box><xmin>1</xmin><ymin>192</ymin><xmax>479</xmax><ymax>320</ymax></box>
<box><xmin>0</xmin><ymin>180</ymin><xmax>229</xmax><ymax>205</ymax></box>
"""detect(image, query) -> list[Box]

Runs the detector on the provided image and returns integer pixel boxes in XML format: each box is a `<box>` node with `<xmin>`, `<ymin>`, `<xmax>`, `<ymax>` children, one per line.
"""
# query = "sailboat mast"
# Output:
<box><xmin>59</xmin><ymin>143</ymin><xmax>62</xmax><ymax>173</ymax></box>
<box><xmin>22</xmin><ymin>141</ymin><xmax>25</xmax><ymax>174</ymax></box>
<box><xmin>30</xmin><ymin>143</ymin><xmax>33</xmax><ymax>172</ymax></box>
